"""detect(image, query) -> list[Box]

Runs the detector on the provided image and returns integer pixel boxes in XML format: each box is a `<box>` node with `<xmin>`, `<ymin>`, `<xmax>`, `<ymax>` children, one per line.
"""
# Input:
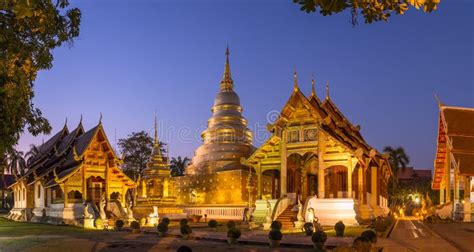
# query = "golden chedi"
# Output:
<box><xmin>174</xmin><ymin>47</ymin><xmax>255</xmax><ymax>205</ymax></box>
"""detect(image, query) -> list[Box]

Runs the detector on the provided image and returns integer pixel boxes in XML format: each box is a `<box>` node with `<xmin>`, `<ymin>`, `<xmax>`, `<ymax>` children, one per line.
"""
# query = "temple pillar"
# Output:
<box><xmin>454</xmin><ymin>169</ymin><xmax>460</xmax><ymax>203</ymax></box>
<box><xmin>257</xmin><ymin>172</ymin><xmax>262</xmax><ymax>199</ymax></box>
<box><xmin>141</xmin><ymin>180</ymin><xmax>147</xmax><ymax>198</ymax></box>
<box><xmin>163</xmin><ymin>178</ymin><xmax>169</xmax><ymax>198</ymax></box>
<box><xmin>371</xmin><ymin>167</ymin><xmax>377</xmax><ymax>206</ymax></box>
<box><xmin>63</xmin><ymin>183</ymin><xmax>68</xmax><ymax>208</ymax></box>
<box><xmin>318</xmin><ymin>132</ymin><xmax>325</xmax><ymax>198</ymax></box>
<box><xmin>445</xmin><ymin>154</ymin><xmax>451</xmax><ymax>202</ymax></box>
<box><xmin>280</xmin><ymin>133</ymin><xmax>288</xmax><ymax>197</ymax></box>
<box><xmin>105</xmin><ymin>162</ymin><xmax>110</xmax><ymax>200</ymax></box>
<box><xmin>347</xmin><ymin>157</ymin><xmax>352</xmax><ymax>198</ymax></box>
<box><xmin>440</xmin><ymin>186</ymin><xmax>445</xmax><ymax>204</ymax></box>
<box><xmin>463</xmin><ymin>176</ymin><xmax>472</xmax><ymax>222</ymax></box>
<box><xmin>82</xmin><ymin>166</ymin><xmax>87</xmax><ymax>201</ymax></box>
<box><xmin>358</xmin><ymin>167</ymin><xmax>364</xmax><ymax>203</ymax></box>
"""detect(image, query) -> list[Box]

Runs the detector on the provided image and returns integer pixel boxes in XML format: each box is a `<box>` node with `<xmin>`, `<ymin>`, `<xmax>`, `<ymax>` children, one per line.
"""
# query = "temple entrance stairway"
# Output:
<box><xmin>275</xmin><ymin>205</ymin><xmax>297</xmax><ymax>230</ymax></box>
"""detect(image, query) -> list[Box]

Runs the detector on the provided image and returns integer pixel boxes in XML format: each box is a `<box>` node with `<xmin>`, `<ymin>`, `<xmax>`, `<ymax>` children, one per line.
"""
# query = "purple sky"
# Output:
<box><xmin>18</xmin><ymin>0</ymin><xmax>473</xmax><ymax>170</ymax></box>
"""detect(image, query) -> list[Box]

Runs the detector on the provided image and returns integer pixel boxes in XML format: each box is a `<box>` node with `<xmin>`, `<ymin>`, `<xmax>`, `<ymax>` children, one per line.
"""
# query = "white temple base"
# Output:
<box><xmin>306</xmin><ymin>198</ymin><xmax>358</xmax><ymax>226</ymax></box>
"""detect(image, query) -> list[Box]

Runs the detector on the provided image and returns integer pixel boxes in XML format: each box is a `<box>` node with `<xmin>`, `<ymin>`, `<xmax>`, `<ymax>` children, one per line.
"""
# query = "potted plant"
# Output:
<box><xmin>227</xmin><ymin>227</ymin><xmax>241</xmax><ymax>244</ymax></box>
<box><xmin>157</xmin><ymin>222</ymin><xmax>168</xmax><ymax>237</ymax></box>
<box><xmin>115</xmin><ymin>219</ymin><xmax>124</xmax><ymax>231</ymax></box>
<box><xmin>335</xmin><ymin>221</ymin><xmax>345</xmax><ymax>237</ymax></box>
<box><xmin>95</xmin><ymin>219</ymin><xmax>104</xmax><ymax>230</ymax></box>
<box><xmin>140</xmin><ymin>217</ymin><xmax>147</xmax><ymax>227</ymax></box>
<box><xmin>130</xmin><ymin>221</ymin><xmax>140</xmax><ymax>234</ymax></box>
<box><xmin>227</xmin><ymin>220</ymin><xmax>236</xmax><ymax>229</ymax></box>
<box><xmin>180</xmin><ymin>224</ymin><xmax>192</xmax><ymax>239</ymax></box>
<box><xmin>191</xmin><ymin>214</ymin><xmax>202</xmax><ymax>222</ymax></box>
<box><xmin>303</xmin><ymin>222</ymin><xmax>314</xmax><ymax>236</ymax></box>
<box><xmin>208</xmin><ymin>219</ymin><xmax>218</xmax><ymax>230</ymax></box>
<box><xmin>268</xmin><ymin>221</ymin><xmax>283</xmax><ymax>248</ymax></box>
<box><xmin>161</xmin><ymin>217</ymin><xmax>170</xmax><ymax>226</ymax></box>
<box><xmin>361</xmin><ymin>230</ymin><xmax>377</xmax><ymax>244</ymax></box>
<box><xmin>180</xmin><ymin>218</ymin><xmax>189</xmax><ymax>227</ymax></box>
<box><xmin>311</xmin><ymin>230</ymin><xmax>327</xmax><ymax>252</ymax></box>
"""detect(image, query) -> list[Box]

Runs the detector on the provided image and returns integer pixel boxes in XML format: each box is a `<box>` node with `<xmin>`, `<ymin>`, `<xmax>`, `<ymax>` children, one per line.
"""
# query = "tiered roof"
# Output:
<box><xmin>10</xmin><ymin>119</ymin><xmax>130</xmax><ymax>188</ymax></box>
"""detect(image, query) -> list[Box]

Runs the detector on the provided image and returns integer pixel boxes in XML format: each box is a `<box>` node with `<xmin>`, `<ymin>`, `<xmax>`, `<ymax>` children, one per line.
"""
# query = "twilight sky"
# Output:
<box><xmin>18</xmin><ymin>0</ymin><xmax>473</xmax><ymax>170</ymax></box>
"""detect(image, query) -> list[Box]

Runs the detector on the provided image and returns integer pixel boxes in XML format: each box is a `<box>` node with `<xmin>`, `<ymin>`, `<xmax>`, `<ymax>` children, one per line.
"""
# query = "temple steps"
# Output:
<box><xmin>276</xmin><ymin>206</ymin><xmax>297</xmax><ymax>230</ymax></box>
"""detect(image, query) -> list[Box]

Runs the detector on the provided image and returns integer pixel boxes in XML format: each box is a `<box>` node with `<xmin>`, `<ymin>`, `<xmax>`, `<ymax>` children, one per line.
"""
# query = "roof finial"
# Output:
<box><xmin>99</xmin><ymin>112</ymin><xmax>102</xmax><ymax>124</ymax></box>
<box><xmin>293</xmin><ymin>66</ymin><xmax>299</xmax><ymax>92</ymax></box>
<box><xmin>64</xmin><ymin>117</ymin><xmax>68</xmax><ymax>128</ymax></box>
<box><xmin>325</xmin><ymin>80</ymin><xmax>330</xmax><ymax>100</ymax></box>
<box><xmin>154</xmin><ymin>112</ymin><xmax>158</xmax><ymax>146</ymax></box>
<box><xmin>434</xmin><ymin>93</ymin><xmax>443</xmax><ymax>108</ymax></box>
<box><xmin>311</xmin><ymin>74</ymin><xmax>316</xmax><ymax>97</ymax></box>
<box><xmin>220</xmin><ymin>46</ymin><xmax>233</xmax><ymax>91</ymax></box>
<box><xmin>79</xmin><ymin>114</ymin><xmax>83</xmax><ymax>124</ymax></box>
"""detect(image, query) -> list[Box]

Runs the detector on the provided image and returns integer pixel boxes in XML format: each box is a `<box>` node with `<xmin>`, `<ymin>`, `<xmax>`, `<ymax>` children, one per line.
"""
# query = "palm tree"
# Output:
<box><xmin>170</xmin><ymin>156</ymin><xmax>190</xmax><ymax>177</ymax></box>
<box><xmin>383</xmin><ymin>146</ymin><xmax>410</xmax><ymax>191</ymax></box>
<box><xmin>6</xmin><ymin>149</ymin><xmax>26</xmax><ymax>178</ymax></box>
<box><xmin>25</xmin><ymin>144</ymin><xmax>40</xmax><ymax>166</ymax></box>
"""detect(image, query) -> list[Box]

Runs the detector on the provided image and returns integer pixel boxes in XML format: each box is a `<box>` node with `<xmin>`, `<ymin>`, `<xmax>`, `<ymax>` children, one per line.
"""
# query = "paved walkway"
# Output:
<box><xmin>376</xmin><ymin>217</ymin><xmax>460</xmax><ymax>252</ymax></box>
<box><xmin>426</xmin><ymin>222</ymin><xmax>474</xmax><ymax>252</ymax></box>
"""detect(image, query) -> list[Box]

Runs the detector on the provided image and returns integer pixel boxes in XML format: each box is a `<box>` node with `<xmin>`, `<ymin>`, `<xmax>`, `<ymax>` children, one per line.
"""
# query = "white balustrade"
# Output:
<box><xmin>182</xmin><ymin>206</ymin><xmax>246</xmax><ymax>220</ymax></box>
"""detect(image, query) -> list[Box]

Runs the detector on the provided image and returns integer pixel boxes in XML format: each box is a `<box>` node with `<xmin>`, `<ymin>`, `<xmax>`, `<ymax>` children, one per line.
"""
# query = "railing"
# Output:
<box><xmin>183</xmin><ymin>206</ymin><xmax>246</xmax><ymax>220</ymax></box>
<box><xmin>271</xmin><ymin>196</ymin><xmax>290</xmax><ymax>221</ymax></box>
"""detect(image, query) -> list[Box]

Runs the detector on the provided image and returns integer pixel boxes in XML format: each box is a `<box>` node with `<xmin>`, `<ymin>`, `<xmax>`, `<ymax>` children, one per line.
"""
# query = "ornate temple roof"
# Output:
<box><xmin>10</xmin><ymin>118</ymin><xmax>132</xmax><ymax>188</ymax></box>
<box><xmin>433</xmin><ymin>103</ymin><xmax>474</xmax><ymax>189</ymax></box>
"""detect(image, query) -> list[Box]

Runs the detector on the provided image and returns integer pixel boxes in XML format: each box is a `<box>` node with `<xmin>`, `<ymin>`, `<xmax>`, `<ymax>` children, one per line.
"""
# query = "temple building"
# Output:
<box><xmin>242</xmin><ymin>73</ymin><xmax>392</xmax><ymax>226</ymax></box>
<box><xmin>173</xmin><ymin>48</ymin><xmax>256</xmax><ymax>208</ymax></box>
<box><xmin>432</xmin><ymin>100</ymin><xmax>474</xmax><ymax>222</ymax></box>
<box><xmin>8</xmin><ymin>119</ymin><xmax>135</xmax><ymax>225</ymax></box>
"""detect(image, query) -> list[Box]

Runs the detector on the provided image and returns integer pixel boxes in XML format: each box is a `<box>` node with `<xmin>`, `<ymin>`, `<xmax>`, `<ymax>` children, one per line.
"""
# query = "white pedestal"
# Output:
<box><xmin>84</xmin><ymin>218</ymin><xmax>95</xmax><ymax>229</ymax></box>
<box><xmin>262</xmin><ymin>223</ymin><xmax>271</xmax><ymax>230</ymax></box>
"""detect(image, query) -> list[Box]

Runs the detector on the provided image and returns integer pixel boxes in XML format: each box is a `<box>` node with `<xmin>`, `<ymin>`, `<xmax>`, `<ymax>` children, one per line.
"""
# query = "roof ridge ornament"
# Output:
<box><xmin>325</xmin><ymin>80</ymin><xmax>330</xmax><ymax>100</ymax></box>
<box><xmin>293</xmin><ymin>66</ymin><xmax>299</xmax><ymax>92</ymax></box>
<box><xmin>220</xmin><ymin>46</ymin><xmax>233</xmax><ymax>92</ymax></box>
<box><xmin>154</xmin><ymin>113</ymin><xmax>159</xmax><ymax>147</ymax></box>
<box><xmin>99</xmin><ymin>112</ymin><xmax>103</xmax><ymax>125</ymax></box>
<box><xmin>434</xmin><ymin>93</ymin><xmax>444</xmax><ymax>108</ymax></box>
<box><xmin>311</xmin><ymin>74</ymin><xmax>316</xmax><ymax>97</ymax></box>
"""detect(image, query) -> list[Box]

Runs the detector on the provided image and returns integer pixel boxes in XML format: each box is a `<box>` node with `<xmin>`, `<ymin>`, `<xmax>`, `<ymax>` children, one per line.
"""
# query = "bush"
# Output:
<box><xmin>180</xmin><ymin>224</ymin><xmax>192</xmax><ymax>235</ymax></box>
<box><xmin>180</xmin><ymin>218</ymin><xmax>189</xmax><ymax>226</ymax></box>
<box><xmin>227</xmin><ymin>227</ymin><xmax>242</xmax><ymax>239</ymax></box>
<box><xmin>227</xmin><ymin>220</ymin><xmax>236</xmax><ymax>229</ymax></box>
<box><xmin>311</xmin><ymin>230</ymin><xmax>328</xmax><ymax>244</ymax></box>
<box><xmin>303</xmin><ymin>222</ymin><xmax>314</xmax><ymax>236</ymax></box>
<box><xmin>268</xmin><ymin>229</ymin><xmax>283</xmax><ymax>240</ymax></box>
<box><xmin>334</xmin><ymin>221</ymin><xmax>345</xmax><ymax>237</ymax></box>
<box><xmin>208</xmin><ymin>220</ymin><xmax>218</xmax><ymax>228</ymax></box>
<box><xmin>361</xmin><ymin>230</ymin><xmax>377</xmax><ymax>244</ymax></box>
<box><xmin>130</xmin><ymin>221</ymin><xmax>140</xmax><ymax>230</ymax></box>
<box><xmin>157</xmin><ymin>222</ymin><xmax>168</xmax><ymax>233</ymax></box>
<box><xmin>161</xmin><ymin>217</ymin><xmax>170</xmax><ymax>226</ymax></box>
<box><xmin>270</xmin><ymin>220</ymin><xmax>282</xmax><ymax>231</ymax></box>
<box><xmin>115</xmin><ymin>219</ymin><xmax>124</xmax><ymax>230</ymax></box>
<box><xmin>140</xmin><ymin>217</ymin><xmax>147</xmax><ymax>226</ymax></box>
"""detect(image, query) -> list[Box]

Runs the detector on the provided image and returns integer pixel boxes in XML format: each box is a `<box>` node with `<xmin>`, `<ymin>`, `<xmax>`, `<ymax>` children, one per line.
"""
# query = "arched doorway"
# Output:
<box><xmin>287</xmin><ymin>153</ymin><xmax>302</xmax><ymax>195</ymax></box>
<box><xmin>325</xmin><ymin>166</ymin><xmax>348</xmax><ymax>198</ymax></box>
<box><xmin>87</xmin><ymin>176</ymin><xmax>105</xmax><ymax>204</ymax></box>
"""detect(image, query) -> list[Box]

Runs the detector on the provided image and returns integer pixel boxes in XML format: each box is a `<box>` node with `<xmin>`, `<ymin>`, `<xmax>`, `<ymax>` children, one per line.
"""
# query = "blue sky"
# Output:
<box><xmin>18</xmin><ymin>0</ymin><xmax>473</xmax><ymax>169</ymax></box>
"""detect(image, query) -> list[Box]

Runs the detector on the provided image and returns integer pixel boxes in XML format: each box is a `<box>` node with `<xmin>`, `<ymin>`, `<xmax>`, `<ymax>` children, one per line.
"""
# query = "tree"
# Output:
<box><xmin>118</xmin><ymin>131</ymin><xmax>153</xmax><ymax>181</ymax></box>
<box><xmin>170</xmin><ymin>156</ymin><xmax>190</xmax><ymax>177</ymax></box>
<box><xmin>25</xmin><ymin>144</ymin><xmax>39</xmax><ymax>165</ymax></box>
<box><xmin>0</xmin><ymin>0</ymin><xmax>81</xmax><ymax>173</ymax></box>
<box><xmin>6</xmin><ymin>149</ymin><xmax>26</xmax><ymax>178</ymax></box>
<box><xmin>293</xmin><ymin>0</ymin><xmax>441</xmax><ymax>25</ymax></box>
<box><xmin>384</xmin><ymin>146</ymin><xmax>410</xmax><ymax>191</ymax></box>
<box><xmin>118</xmin><ymin>131</ymin><xmax>167</xmax><ymax>181</ymax></box>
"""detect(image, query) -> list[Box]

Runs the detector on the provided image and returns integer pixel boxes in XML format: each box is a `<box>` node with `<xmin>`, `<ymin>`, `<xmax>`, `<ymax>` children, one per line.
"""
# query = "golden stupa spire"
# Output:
<box><xmin>325</xmin><ymin>80</ymin><xmax>330</xmax><ymax>100</ymax></box>
<box><xmin>293</xmin><ymin>67</ymin><xmax>299</xmax><ymax>92</ymax></box>
<box><xmin>311</xmin><ymin>75</ymin><xmax>316</xmax><ymax>97</ymax></box>
<box><xmin>154</xmin><ymin>113</ymin><xmax>158</xmax><ymax>147</ymax></box>
<box><xmin>220</xmin><ymin>46</ymin><xmax>233</xmax><ymax>91</ymax></box>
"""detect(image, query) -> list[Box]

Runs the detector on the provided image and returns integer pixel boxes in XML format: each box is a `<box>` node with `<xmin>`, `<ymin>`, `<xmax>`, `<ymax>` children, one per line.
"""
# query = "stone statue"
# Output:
<box><xmin>243</xmin><ymin>207</ymin><xmax>249</xmax><ymax>223</ymax></box>
<box><xmin>148</xmin><ymin>206</ymin><xmax>159</xmax><ymax>226</ymax></box>
<box><xmin>99</xmin><ymin>193</ymin><xmax>107</xmax><ymax>220</ymax></box>
<box><xmin>190</xmin><ymin>189</ymin><xmax>197</xmax><ymax>204</ymax></box>
<box><xmin>296</xmin><ymin>199</ymin><xmax>304</xmax><ymax>222</ymax></box>
<box><xmin>306</xmin><ymin>207</ymin><xmax>315</xmax><ymax>224</ymax></box>
<box><xmin>126</xmin><ymin>198</ymin><xmax>134</xmax><ymax>220</ymax></box>
<box><xmin>83</xmin><ymin>201</ymin><xmax>94</xmax><ymax>219</ymax></box>
<box><xmin>265</xmin><ymin>199</ymin><xmax>272</xmax><ymax>224</ymax></box>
